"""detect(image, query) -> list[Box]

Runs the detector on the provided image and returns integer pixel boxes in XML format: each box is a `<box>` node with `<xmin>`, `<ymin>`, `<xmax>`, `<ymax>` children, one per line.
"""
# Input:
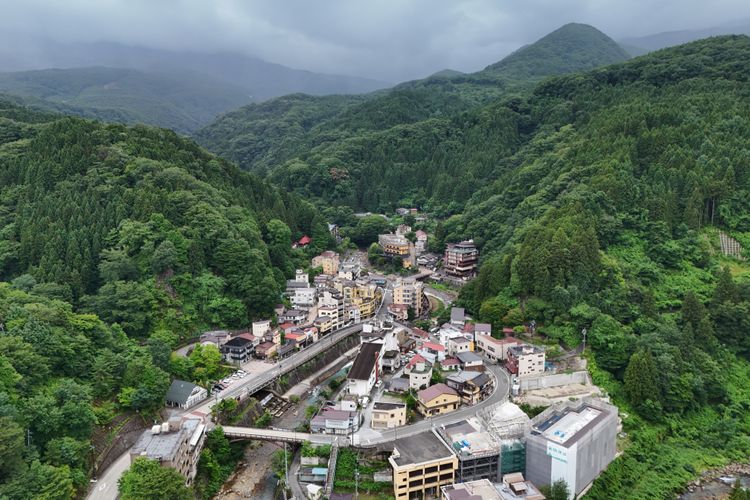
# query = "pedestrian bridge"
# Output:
<box><xmin>221</xmin><ymin>426</ymin><xmax>352</xmax><ymax>446</ymax></box>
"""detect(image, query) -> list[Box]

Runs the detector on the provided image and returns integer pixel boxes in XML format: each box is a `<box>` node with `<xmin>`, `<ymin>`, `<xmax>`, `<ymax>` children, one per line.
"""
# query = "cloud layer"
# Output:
<box><xmin>2</xmin><ymin>0</ymin><xmax>749</xmax><ymax>81</ymax></box>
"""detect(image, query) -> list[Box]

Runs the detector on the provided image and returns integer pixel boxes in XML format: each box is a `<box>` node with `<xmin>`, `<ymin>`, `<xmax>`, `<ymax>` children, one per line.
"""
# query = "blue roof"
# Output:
<box><xmin>311</xmin><ymin>467</ymin><xmax>328</xmax><ymax>475</ymax></box>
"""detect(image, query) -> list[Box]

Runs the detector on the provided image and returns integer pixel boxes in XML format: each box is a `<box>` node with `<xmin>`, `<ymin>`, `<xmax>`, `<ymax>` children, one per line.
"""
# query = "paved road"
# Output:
<box><xmin>87</xmin><ymin>323</ymin><xmax>364</xmax><ymax>500</ymax></box>
<box><xmin>86</xmin><ymin>451</ymin><xmax>130</xmax><ymax>500</ymax></box>
<box><xmin>363</xmin><ymin>362</ymin><xmax>510</xmax><ymax>445</ymax></box>
<box><xmin>222</xmin><ymin>362</ymin><xmax>511</xmax><ymax>448</ymax></box>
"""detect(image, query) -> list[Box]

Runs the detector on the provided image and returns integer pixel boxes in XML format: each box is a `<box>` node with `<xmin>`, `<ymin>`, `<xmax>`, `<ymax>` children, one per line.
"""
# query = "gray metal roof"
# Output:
<box><xmin>165</xmin><ymin>379</ymin><xmax>202</xmax><ymax>405</ymax></box>
<box><xmin>456</xmin><ymin>351</ymin><xmax>482</xmax><ymax>364</ymax></box>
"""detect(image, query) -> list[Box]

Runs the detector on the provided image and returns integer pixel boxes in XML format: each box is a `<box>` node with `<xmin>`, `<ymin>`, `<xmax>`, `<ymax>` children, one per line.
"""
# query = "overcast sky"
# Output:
<box><xmin>2</xmin><ymin>0</ymin><xmax>750</xmax><ymax>82</ymax></box>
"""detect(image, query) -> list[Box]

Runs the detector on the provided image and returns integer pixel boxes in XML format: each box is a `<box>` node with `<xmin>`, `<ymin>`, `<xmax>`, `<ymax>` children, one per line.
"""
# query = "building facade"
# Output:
<box><xmin>312</xmin><ymin>251</ymin><xmax>340</xmax><ymax>275</ymax></box>
<box><xmin>506</xmin><ymin>344</ymin><xmax>545</xmax><ymax>377</ymax></box>
<box><xmin>371</xmin><ymin>401</ymin><xmax>407</xmax><ymax>429</ymax></box>
<box><xmin>444</xmin><ymin>240</ymin><xmax>479</xmax><ymax>278</ymax></box>
<box><xmin>389</xmin><ymin>432</ymin><xmax>458</xmax><ymax>500</ymax></box>
<box><xmin>525</xmin><ymin>398</ymin><xmax>618</xmax><ymax>499</ymax></box>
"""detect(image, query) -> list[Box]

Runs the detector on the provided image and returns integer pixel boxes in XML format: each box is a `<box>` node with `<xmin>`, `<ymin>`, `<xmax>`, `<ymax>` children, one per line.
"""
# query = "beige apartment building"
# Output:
<box><xmin>371</xmin><ymin>401</ymin><xmax>407</xmax><ymax>429</ymax></box>
<box><xmin>393</xmin><ymin>279</ymin><xmax>425</xmax><ymax>317</ymax></box>
<box><xmin>312</xmin><ymin>251</ymin><xmax>340</xmax><ymax>275</ymax></box>
<box><xmin>390</xmin><ymin>431</ymin><xmax>458</xmax><ymax>500</ymax></box>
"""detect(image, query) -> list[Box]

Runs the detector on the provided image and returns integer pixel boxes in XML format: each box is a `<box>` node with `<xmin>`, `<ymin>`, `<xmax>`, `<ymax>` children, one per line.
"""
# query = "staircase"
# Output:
<box><xmin>324</xmin><ymin>443</ymin><xmax>339</xmax><ymax>497</ymax></box>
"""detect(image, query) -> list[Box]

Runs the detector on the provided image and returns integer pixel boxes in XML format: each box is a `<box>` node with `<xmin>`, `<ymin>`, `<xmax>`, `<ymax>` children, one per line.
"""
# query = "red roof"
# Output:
<box><xmin>462</xmin><ymin>323</ymin><xmax>475</xmax><ymax>333</ymax></box>
<box><xmin>406</xmin><ymin>354</ymin><xmax>427</xmax><ymax>370</ymax></box>
<box><xmin>279</xmin><ymin>322</ymin><xmax>295</xmax><ymax>331</ymax></box>
<box><xmin>441</xmin><ymin>357</ymin><xmax>460</xmax><ymax>366</ymax></box>
<box><xmin>502</xmin><ymin>327</ymin><xmax>515</xmax><ymax>334</ymax></box>
<box><xmin>236</xmin><ymin>333</ymin><xmax>255</xmax><ymax>341</ymax></box>
<box><xmin>285</xmin><ymin>332</ymin><xmax>305</xmax><ymax>341</ymax></box>
<box><xmin>298</xmin><ymin>235</ymin><xmax>312</xmax><ymax>245</ymax></box>
<box><xmin>412</xmin><ymin>328</ymin><xmax>428</xmax><ymax>338</ymax></box>
<box><xmin>422</xmin><ymin>341</ymin><xmax>445</xmax><ymax>352</ymax></box>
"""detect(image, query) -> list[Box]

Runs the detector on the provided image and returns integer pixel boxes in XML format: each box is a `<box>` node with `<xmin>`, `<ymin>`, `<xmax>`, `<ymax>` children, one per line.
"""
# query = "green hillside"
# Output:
<box><xmin>0</xmin><ymin>67</ymin><xmax>255</xmax><ymax>133</ymax></box>
<box><xmin>482</xmin><ymin>23</ymin><xmax>630</xmax><ymax>77</ymax></box>
<box><xmin>452</xmin><ymin>36</ymin><xmax>750</xmax><ymax>498</ymax></box>
<box><xmin>0</xmin><ymin>98</ymin><xmax>332</xmax><ymax>333</ymax></box>
<box><xmin>195</xmin><ymin>23</ymin><xmax>629</xmax><ymax>175</ymax></box>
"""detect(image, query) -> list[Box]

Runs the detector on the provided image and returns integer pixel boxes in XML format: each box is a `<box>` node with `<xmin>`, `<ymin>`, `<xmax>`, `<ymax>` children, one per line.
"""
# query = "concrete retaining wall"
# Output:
<box><xmin>519</xmin><ymin>371</ymin><xmax>590</xmax><ymax>391</ymax></box>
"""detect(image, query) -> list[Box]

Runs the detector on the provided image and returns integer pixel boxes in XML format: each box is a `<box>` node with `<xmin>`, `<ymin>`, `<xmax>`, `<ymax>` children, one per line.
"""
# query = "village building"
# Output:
<box><xmin>444</xmin><ymin>240</ymin><xmax>479</xmax><ymax>278</ymax></box>
<box><xmin>506</xmin><ymin>344</ymin><xmax>545</xmax><ymax>377</ymax></box>
<box><xmin>371</xmin><ymin>401</ymin><xmax>407</xmax><ymax>429</ymax></box>
<box><xmin>131</xmin><ymin>418</ymin><xmax>206</xmax><ymax>485</ymax></box>
<box><xmin>417</xmin><ymin>383</ymin><xmax>460</xmax><ymax>416</ymax></box>
<box><xmin>312</xmin><ymin>251</ymin><xmax>340</xmax><ymax>275</ymax></box>
<box><xmin>346</xmin><ymin>341</ymin><xmax>385</xmax><ymax>397</ymax></box>
<box><xmin>165</xmin><ymin>380</ymin><xmax>207</xmax><ymax>409</ymax></box>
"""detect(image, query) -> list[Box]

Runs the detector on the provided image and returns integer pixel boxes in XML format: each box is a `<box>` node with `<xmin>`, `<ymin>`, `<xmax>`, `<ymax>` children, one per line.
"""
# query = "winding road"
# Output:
<box><xmin>222</xmin><ymin>362</ymin><xmax>511</xmax><ymax>447</ymax></box>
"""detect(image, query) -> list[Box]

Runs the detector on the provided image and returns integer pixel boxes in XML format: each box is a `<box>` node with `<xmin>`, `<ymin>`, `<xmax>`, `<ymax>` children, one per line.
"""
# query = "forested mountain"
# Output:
<box><xmin>447</xmin><ymin>36</ymin><xmax>750</xmax><ymax>498</ymax></box>
<box><xmin>195</xmin><ymin>23</ymin><xmax>629</xmax><ymax>175</ymax></box>
<box><xmin>214</xmin><ymin>35</ymin><xmax>750</xmax><ymax>498</ymax></box>
<box><xmin>0</xmin><ymin>99</ymin><xmax>332</xmax><ymax>334</ymax></box>
<box><xmin>0</xmin><ymin>99</ymin><xmax>336</xmax><ymax>497</ymax></box>
<box><xmin>0</xmin><ymin>42</ymin><xmax>391</xmax><ymax>134</ymax></box>
<box><xmin>0</xmin><ymin>67</ymin><xmax>254</xmax><ymax>133</ymax></box>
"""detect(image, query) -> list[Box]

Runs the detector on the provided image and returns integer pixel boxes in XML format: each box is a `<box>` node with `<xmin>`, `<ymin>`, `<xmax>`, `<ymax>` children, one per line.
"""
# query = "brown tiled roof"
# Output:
<box><xmin>418</xmin><ymin>383</ymin><xmax>458</xmax><ymax>403</ymax></box>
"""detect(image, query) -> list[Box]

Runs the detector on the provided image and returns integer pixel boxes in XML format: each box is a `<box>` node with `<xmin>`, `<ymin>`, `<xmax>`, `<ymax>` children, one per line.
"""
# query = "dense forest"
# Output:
<box><xmin>450</xmin><ymin>35</ymin><xmax>750</xmax><ymax>498</ymax></box>
<box><xmin>195</xmin><ymin>23</ymin><xmax>629</xmax><ymax>180</ymax></box>
<box><xmin>0</xmin><ymin>99</ymin><xmax>339</xmax><ymax>497</ymax></box>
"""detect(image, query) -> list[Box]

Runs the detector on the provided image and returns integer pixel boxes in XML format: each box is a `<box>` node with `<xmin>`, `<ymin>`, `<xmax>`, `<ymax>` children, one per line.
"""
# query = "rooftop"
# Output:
<box><xmin>373</xmin><ymin>401</ymin><xmax>406</xmax><ymax>411</ymax></box>
<box><xmin>390</xmin><ymin>430</ymin><xmax>453</xmax><ymax>466</ymax></box>
<box><xmin>446</xmin><ymin>371</ymin><xmax>480</xmax><ymax>384</ymax></box>
<box><xmin>418</xmin><ymin>383</ymin><xmax>458</xmax><ymax>403</ymax></box>
<box><xmin>223</xmin><ymin>336</ymin><xmax>253</xmax><ymax>348</ymax></box>
<box><xmin>165</xmin><ymin>380</ymin><xmax>202</xmax><ymax>405</ymax></box>
<box><xmin>451</xmin><ymin>307</ymin><xmax>465</xmax><ymax>323</ymax></box>
<box><xmin>534</xmin><ymin>403</ymin><xmax>604</xmax><ymax>447</ymax></box>
<box><xmin>508</xmin><ymin>344</ymin><xmax>544</xmax><ymax>357</ymax></box>
<box><xmin>442</xmin><ymin>479</ymin><xmax>503</xmax><ymax>500</ymax></box>
<box><xmin>474</xmin><ymin>323</ymin><xmax>492</xmax><ymax>334</ymax></box>
<box><xmin>456</xmin><ymin>351</ymin><xmax>482</xmax><ymax>364</ymax></box>
<box><xmin>348</xmin><ymin>342</ymin><xmax>383</xmax><ymax>380</ymax></box>
<box><xmin>441</xmin><ymin>418</ymin><xmax>501</xmax><ymax>458</ymax></box>
<box><xmin>132</xmin><ymin>419</ymin><xmax>201</xmax><ymax>461</ymax></box>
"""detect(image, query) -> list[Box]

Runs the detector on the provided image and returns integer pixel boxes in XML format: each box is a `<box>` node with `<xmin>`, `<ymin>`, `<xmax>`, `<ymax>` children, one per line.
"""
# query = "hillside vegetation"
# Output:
<box><xmin>450</xmin><ymin>36</ymin><xmax>750</xmax><ymax>498</ymax></box>
<box><xmin>195</xmin><ymin>23</ymin><xmax>629</xmax><ymax>177</ymax></box>
<box><xmin>0</xmin><ymin>99</ymin><xmax>339</xmax><ymax>497</ymax></box>
<box><xmin>0</xmin><ymin>99</ymin><xmax>333</xmax><ymax>337</ymax></box>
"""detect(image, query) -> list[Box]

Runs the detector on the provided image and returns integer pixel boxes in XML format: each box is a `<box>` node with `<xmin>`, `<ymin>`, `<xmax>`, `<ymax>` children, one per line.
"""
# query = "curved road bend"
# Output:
<box><xmin>223</xmin><ymin>362</ymin><xmax>511</xmax><ymax>448</ymax></box>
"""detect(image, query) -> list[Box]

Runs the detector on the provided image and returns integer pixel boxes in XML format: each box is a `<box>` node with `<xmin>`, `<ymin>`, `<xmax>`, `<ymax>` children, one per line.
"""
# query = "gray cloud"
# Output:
<box><xmin>1</xmin><ymin>0</ymin><xmax>749</xmax><ymax>81</ymax></box>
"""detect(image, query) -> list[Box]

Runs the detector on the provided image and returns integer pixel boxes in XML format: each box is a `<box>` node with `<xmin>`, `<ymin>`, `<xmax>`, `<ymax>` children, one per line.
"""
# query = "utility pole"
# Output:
<box><xmin>355</xmin><ymin>467</ymin><xmax>360</xmax><ymax>499</ymax></box>
<box><xmin>284</xmin><ymin>441</ymin><xmax>289</xmax><ymax>492</ymax></box>
<box><xmin>582</xmin><ymin>328</ymin><xmax>588</xmax><ymax>353</ymax></box>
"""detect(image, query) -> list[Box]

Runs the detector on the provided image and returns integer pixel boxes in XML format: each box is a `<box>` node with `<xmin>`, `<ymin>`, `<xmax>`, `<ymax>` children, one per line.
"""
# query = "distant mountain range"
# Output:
<box><xmin>0</xmin><ymin>42</ymin><xmax>390</xmax><ymax>133</ymax></box>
